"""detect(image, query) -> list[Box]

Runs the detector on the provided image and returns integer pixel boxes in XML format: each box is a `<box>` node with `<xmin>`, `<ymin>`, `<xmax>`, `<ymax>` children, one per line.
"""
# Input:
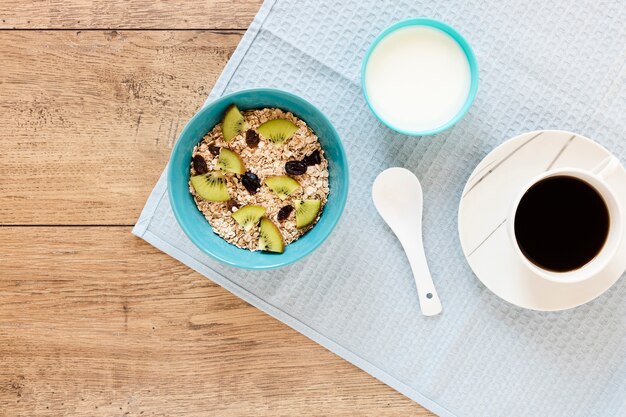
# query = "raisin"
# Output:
<box><xmin>226</xmin><ymin>199</ymin><xmax>239</xmax><ymax>211</ymax></box>
<box><xmin>241</xmin><ymin>171</ymin><xmax>261</xmax><ymax>194</ymax></box>
<box><xmin>285</xmin><ymin>160</ymin><xmax>307</xmax><ymax>175</ymax></box>
<box><xmin>245</xmin><ymin>129</ymin><xmax>260</xmax><ymax>147</ymax></box>
<box><xmin>303</xmin><ymin>150</ymin><xmax>321</xmax><ymax>166</ymax></box>
<box><xmin>208</xmin><ymin>145</ymin><xmax>221</xmax><ymax>156</ymax></box>
<box><xmin>277</xmin><ymin>205</ymin><xmax>294</xmax><ymax>221</ymax></box>
<box><xmin>192</xmin><ymin>154</ymin><xmax>208</xmax><ymax>174</ymax></box>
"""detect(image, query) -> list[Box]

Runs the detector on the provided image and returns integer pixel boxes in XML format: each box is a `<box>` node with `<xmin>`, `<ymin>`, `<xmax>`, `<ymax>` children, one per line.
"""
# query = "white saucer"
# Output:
<box><xmin>458</xmin><ymin>130</ymin><xmax>626</xmax><ymax>311</ymax></box>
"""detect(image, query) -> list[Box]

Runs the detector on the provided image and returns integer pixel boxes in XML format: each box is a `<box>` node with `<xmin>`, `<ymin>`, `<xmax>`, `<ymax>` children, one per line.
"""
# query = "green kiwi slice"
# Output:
<box><xmin>257</xmin><ymin>217</ymin><xmax>284</xmax><ymax>253</ymax></box>
<box><xmin>216</xmin><ymin>148</ymin><xmax>245</xmax><ymax>174</ymax></box>
<box><xmin>264</xmin><ymin>176</ymin><xmax>301</xmax><ymax>200</ymax></box>
<box><xmin>231</xmin><ymin>205</ymin><xmax>266</xmax><ymax>231</ymax></box>
<box><xmin>190</xmin><ymin>172</ymin><xmax>230</xmax><ymax>202</ymax></box>
<box><xmin>256</xmin><ymin>119</ymin><xmax>298</xmax><ymax>144</ymax></box>
<box><xmin>295</xmin><ymin>199</ymin><xmax>321</xmax><ymax>228</ymax></box>
<box><xmin>222</xmin><ymin>104</ymin><xmax>247</xmax><ymax>142</ymax></box>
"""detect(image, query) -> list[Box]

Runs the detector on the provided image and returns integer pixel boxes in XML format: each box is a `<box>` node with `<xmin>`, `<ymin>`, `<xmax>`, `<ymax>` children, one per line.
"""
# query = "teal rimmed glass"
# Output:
<box><xmin>361</xmin><ymin>17</ymin><xmax>479</xmax><ymax>136</ymax></box>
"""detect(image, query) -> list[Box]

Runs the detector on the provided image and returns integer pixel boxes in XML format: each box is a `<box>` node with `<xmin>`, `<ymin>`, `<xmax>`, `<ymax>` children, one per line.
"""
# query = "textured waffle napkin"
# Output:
<box><xmin>133</xmin><ymin>1</ymin><xmax>626</xmax><ymax>415</ymax></box>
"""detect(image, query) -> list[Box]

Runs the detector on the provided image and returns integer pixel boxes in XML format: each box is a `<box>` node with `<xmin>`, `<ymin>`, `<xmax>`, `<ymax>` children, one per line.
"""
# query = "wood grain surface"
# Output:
<box><xmin>0</xmin><ymin>0</ymin><xmax>263</xmax><ymax>29</ymax></box>
<box><xmin>0</xmin><ymin>1</ymin><xmax>436</xmax><ymax>416</ymax></box>
<box><xmin>0</xmin><ymin>30</ymin><xmax>241</xmax><ymax>225</ymax></box>
<box><xmin>0</xmin><ymin>228</ymin><xmax>433</xmax><ymax>416</ymax></box>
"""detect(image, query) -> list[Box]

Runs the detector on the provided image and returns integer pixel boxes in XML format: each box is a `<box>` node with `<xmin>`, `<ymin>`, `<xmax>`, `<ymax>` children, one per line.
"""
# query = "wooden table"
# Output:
<box><xmin>0</xmin><ymin>2</ymin><xmax>436</xmax><ymax>415</ymax></box>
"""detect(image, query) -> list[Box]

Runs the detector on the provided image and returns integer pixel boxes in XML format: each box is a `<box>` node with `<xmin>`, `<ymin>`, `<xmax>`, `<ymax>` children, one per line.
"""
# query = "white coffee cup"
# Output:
<box><xmin>509</xmin><ymin>155</ymin><xmax>623</xmax><ymax>284</ymax></box>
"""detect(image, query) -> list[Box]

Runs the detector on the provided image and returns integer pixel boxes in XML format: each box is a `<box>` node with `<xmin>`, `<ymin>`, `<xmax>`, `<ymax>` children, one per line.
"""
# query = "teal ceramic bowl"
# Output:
<box><xmin>168</xmin><ymin>88</ymin><xmax>349</xmax><ymax>270</ymax></box>
<box><xmin>361</xmin><ymin>17</ymin><xmax>479</xmax><ymax>136</ymax></box>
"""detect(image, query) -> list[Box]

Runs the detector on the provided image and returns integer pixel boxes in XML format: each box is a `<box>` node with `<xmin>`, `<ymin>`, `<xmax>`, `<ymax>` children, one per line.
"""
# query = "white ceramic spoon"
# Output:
<box><xmin>372</xmin><ymin>167</ymin><xmax>442</xmax><ymax>316</ymax></box>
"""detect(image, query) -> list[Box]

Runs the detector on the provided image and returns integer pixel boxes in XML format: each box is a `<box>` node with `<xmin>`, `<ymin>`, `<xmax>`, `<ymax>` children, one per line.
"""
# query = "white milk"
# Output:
<box><xmin>364</xmin><ymin>26</ymin><xmax>471</xmax><ymax>133</ymax></box>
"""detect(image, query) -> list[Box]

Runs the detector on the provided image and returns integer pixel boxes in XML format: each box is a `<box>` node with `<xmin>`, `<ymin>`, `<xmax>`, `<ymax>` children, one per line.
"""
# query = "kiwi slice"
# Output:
<box><xmin>257</xmin><ymin>217</ymin><xmax>284</xmax><ymax>253</ymax></box>
<box><xmin>222</xmin><ymin>104</ymin><xmax>247</xmax><ymax>142</ymax></box>
<box><xmin>216</xmin><ymin>148</ymin><xmax>245</xmax><ymax>174</ymax></box>
<box><xmin>256</xmin><ymin>119</ymin><xmax>298</xmax><ymax>144</ymax></box>
<box><xmin>264</xmin><ymin>176</ymin><xmax>301</xmax><ymax>200</ymax></box>
<box><xmin>295</xmin><ymin>199</ymin><xmax>321</xmax><ymax>228</ymax></box>
<box><xmin>190</xmin><ymin>172</ymin><xmax>230</xmax><ymax>202</ymax></box>
<box><xmin>231</xmin><ymin>205</ymin><xmax>266</xmax><ymax>231</ymax></box>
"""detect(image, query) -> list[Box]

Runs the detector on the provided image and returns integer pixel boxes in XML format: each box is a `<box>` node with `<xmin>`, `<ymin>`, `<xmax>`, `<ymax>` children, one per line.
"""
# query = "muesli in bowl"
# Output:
<box><xmin>189</xmin><ymin>104</ymin><xmax>329</xmax><ymax>253</ymax></box>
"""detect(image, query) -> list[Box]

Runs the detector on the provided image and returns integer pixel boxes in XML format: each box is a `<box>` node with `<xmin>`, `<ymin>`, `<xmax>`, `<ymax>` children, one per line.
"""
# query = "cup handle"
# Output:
<box><xmin>592</xmin><ymin>155</ymin><xmax>622</xmax><ymax>180</ymax></box>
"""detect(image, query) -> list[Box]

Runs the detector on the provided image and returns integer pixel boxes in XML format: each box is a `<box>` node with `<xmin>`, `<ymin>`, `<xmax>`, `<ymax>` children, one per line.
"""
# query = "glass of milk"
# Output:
<box><xmin>361</xmin><ymin>18</ymin><xmax>478</xmax><ymax>136</ymax></box>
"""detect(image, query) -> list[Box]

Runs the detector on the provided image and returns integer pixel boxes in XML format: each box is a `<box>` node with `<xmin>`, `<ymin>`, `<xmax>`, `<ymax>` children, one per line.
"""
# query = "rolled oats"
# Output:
<box><xmin>189</xmin><ymin>107</ymin><xmax>330</xmax><ymax>251</ymax></box>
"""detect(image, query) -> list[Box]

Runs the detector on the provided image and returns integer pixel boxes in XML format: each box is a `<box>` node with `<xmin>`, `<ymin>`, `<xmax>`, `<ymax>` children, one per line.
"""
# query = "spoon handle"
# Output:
<box><xmin>398</xmin><ymin>233</ymin><xmax>442</xmax><ymax>316</ymax></box>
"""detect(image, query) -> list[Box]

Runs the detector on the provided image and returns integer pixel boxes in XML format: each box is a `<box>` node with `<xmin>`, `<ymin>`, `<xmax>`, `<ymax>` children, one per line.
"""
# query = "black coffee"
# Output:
<box><xmin>514</xmin><ymin>175</ymin><xmax>610</xmax><ymax>272</ymax></box>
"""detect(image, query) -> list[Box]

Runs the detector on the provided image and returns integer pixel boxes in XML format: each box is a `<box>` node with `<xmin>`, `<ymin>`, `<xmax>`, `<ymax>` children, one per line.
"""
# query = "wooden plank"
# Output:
<box><xmin>0</xmin><ymin>0</ymin><xmax>263</xmax><ymax>29</ymax></box>
<box><xmin>0</xmin><ymin>227</ymin><xmax>436</xmax><ymax>416</ymax></box>
<box><xmin>0</xmin><ymin>30</ymin><xmax>242</xmax><ymax>225</ymax></box>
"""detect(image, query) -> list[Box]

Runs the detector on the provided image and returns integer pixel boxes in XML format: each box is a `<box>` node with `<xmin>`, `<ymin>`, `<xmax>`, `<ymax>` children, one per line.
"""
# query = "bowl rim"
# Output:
<box><xmin>167</xmin><ymin>88</ymin><xmax>349</xmax><ymax>270</ymax></box>
<box><xmin>360</xmin><ymin>17</ymin><xmax>479</xmax><ymax>137</ymax></box>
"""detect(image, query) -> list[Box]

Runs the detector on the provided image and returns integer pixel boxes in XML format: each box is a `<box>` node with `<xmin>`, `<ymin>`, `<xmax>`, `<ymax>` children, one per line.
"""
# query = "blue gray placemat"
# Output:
<box><xmin>133</xmin><ymin>1</ymin><xmax>626</xmax><ymax>415</ymax></box>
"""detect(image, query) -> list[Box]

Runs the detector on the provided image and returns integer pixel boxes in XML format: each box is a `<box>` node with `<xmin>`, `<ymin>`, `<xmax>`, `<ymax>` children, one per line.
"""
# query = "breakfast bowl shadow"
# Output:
<box><xmin>168</xmin><ymin>88</ymin><xmax>349</xmax><ymax>270</ymax></box>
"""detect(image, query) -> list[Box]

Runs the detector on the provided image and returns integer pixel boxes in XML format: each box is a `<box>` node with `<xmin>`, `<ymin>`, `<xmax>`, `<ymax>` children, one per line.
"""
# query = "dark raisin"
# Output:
<box><xmin>285</xmin><ymin>160</ymin><xmax>307</xmax><ymax>175</ymax></box>
<box><xmin>241</xmin><ymin>171</ymin><xmax>261</xmax><ymax>194</ymax></box>
<box><xmin>208</xmin><ymin>144</ymin><xmax>221</xmax><ymax>156</ymax></box>
<box><xmin>303</xmin><ymin>150</ymin><xmax>321</xmax><ymax>166</ymax></box>
<box><xmin>277</xmin><ymin>205</ymin><xmax>294</xmax><ymax>221</ymax></box>
<box><xmin>226</xmin><ymin>199</ymin><xmax>239</xmax><ymax>211</ymax></box>
<box><xmin>245</xmin><ymin>129</ymin><xmax>260</xmax><ymax>147</ymax></box>
<box><xmin>192</xmin><ymin>154</ymin><xmax>208</xmax><ymax>174</ymax></box>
